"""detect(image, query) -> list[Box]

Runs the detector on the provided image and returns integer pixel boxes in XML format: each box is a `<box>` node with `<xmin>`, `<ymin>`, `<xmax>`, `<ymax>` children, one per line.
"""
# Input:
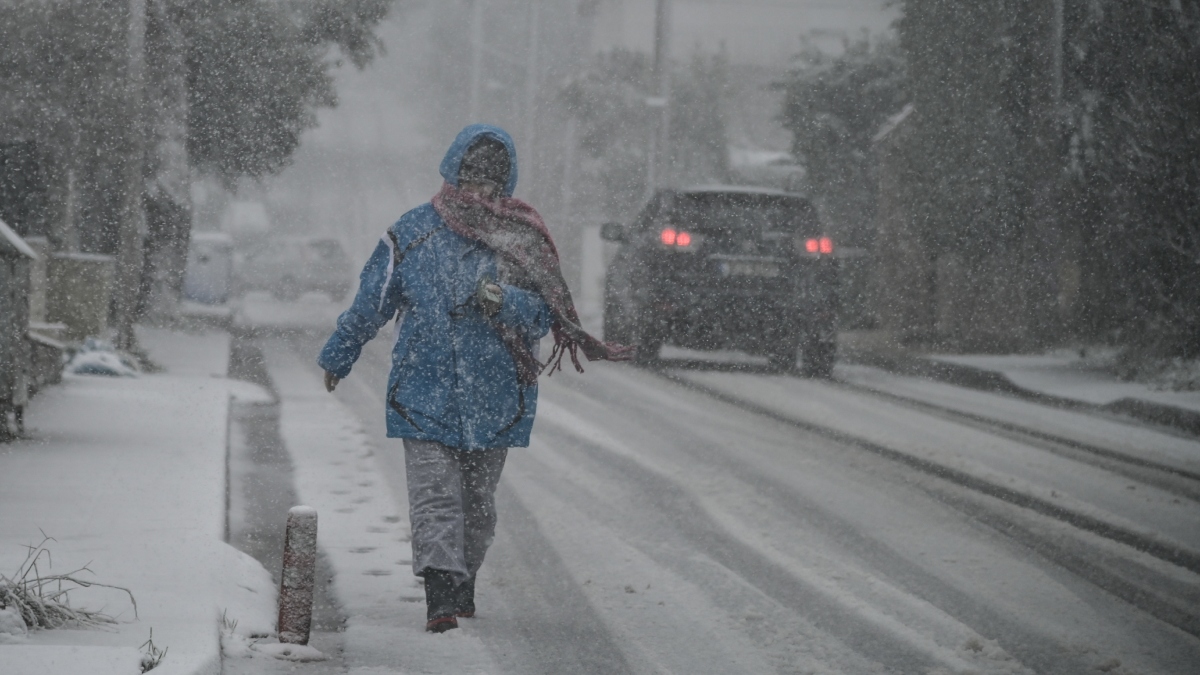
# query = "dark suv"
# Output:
<box><xmin>602</xmin><ymin>186</ymin><xmax>838</xmax><ymax>376</ymax></box>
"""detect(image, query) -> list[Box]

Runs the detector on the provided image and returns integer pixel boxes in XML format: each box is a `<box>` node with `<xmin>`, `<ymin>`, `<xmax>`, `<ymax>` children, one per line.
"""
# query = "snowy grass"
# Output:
<box><xmin>0</xmin><ymin>534</ymin><xmax>137</xmax><ymax>631</ymax></box>
<box><xmin>1068</xmin><ymin>343</ymin><xmax>1200</xmax><ymax>392</ymax></box>
<box><xmin>138</xmin><ymin>628</ymin><xmax>169</xmax><ymax>672</ymax></box>
<box><xmin>220</xmin><ymin>609</ymin><xmax>329</xmax><ymax>665</ymax></box>
<box><xmin>1120</xmin><ymin>355</ymin><xmax>1200</xmax><ymax>392</ymax></box>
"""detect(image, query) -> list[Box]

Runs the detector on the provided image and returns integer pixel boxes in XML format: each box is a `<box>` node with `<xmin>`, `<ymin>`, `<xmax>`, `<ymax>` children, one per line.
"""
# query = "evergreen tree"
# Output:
<box><xmin>885</xmin><ymin>0</ymin><xmax>1198</xmax><ymax>359</ymax></box>
<box><xmin>894</xmin><ymin>1</ymin><xmax>1049</xmax><ymax>261</ymax></box>
<box><xmin>1065</xmin><ymin>0</ymin><xmax>1200</xmax><ymax>361</ymax></box>
<box><xmin>559</xmin><ymin>49</ymin><xmax>731</xmax><ymax>222</ymax></box>
<box><xmin>181</xmin><ymin>0</ymin><xmax>395</xmax><ymax>184</ymax></box>
<box><xmin>778</xmin><ymin>36</ymin><xmax>906</xmax><ymax>248</ymax></box>
<box><xmin>890</xmin><ymin>0</ymin><xmax>1064</xmax><ymax>350</ymax></box>
<box><xmin>0</xmin><ymin>0</ymin><xmax>397</xmax><ymax>188</ymax></box>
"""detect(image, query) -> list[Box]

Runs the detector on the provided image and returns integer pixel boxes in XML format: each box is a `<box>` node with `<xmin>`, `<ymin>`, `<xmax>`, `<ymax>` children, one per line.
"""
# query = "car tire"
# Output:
<box><xmin>630</xmin><ymin>311</ymin><xmax>662</xmax><ymax>364</ymax></box>
<box><xmin>801</xmin><ymin>338</ymin><xmax>836</xmax><ymax>378</ymax></box>
<box><xmin>635</xmin><ymin>337</ymin><xmax>662</xmax><ymax>364</ymax></box>
<box><xmin>767</xmin><ymin>340</ymin><xmax>799</xmax><ymax>373</ymax></box>
<box><xmin>603</xmin><ymin>289</ymin><xmax>626</xmax><ymax>344</ymax></box>
<box><xmin>606</xmin><ymin>275</ymin><xmax>660</xmax><ymax>363</ymax></box>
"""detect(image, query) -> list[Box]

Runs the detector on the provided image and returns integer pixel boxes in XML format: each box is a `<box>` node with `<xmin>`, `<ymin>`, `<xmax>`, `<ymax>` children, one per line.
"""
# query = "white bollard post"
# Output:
<box><xmin>277</xmin><ymin>505</ymin><xmax>318</xmax><ymax>644</ymax></box>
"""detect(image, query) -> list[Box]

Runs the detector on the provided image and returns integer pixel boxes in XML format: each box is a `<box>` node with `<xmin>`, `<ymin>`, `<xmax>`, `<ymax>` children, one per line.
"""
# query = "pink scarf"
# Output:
<box><xmin>431</xmin><ymin>182</ymin><xmax>636</xmax><ymax>384</ymax></box>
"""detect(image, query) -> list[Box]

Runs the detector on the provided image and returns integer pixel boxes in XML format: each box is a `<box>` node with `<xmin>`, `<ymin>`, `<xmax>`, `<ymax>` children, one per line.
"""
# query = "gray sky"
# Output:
<box><xmin>591</xmin><ymin>0</ymin><xmax>898</xmax><ymax>64</ymax></box>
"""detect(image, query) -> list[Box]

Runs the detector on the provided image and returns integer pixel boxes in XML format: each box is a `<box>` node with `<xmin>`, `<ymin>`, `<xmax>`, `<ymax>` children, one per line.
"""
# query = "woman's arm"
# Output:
<box><xmin>317</xmin><ymin>235</ymin><xmax>403</xmax><ymax>382</ymax></box>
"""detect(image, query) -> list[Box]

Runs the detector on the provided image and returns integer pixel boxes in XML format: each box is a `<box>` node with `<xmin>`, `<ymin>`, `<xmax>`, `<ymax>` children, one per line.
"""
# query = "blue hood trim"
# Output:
<box><xmin>439</xmin><ymin>124</ymin><xmax>519</xmax><ymax>197</ymax></box>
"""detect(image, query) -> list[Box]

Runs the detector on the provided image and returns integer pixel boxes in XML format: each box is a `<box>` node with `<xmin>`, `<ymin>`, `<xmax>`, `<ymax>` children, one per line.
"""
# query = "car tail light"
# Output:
<box><xmin>661</xmin><ymin>228</ymin><xmax>694</xmax><ymax>248</ymax></box>
<box><xmin>803</xmin><ymin>237</ymin><xmax>834</xmax><ymax>255</ymax></box>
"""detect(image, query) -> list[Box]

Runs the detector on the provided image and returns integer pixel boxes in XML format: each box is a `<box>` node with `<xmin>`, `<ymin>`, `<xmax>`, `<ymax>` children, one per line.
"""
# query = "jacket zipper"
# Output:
<box><xmin>384</xmin><ymin>225</ymin><xmax>444</xmax><ymax>433</ymax></box>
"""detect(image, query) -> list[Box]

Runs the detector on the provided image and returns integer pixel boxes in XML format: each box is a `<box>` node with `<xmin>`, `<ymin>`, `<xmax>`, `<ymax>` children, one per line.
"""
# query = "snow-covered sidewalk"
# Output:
<box><xmin>842</xmin><ymin>332</ymin><xmax>1200</xmax><ymax>434</ymax></box>
<box><xmin>930</xmin><ymin>351</ymin><xmax>1200</xmax><ymax>414</ymax></box>
<box><xmin>0</xmin><ymin>327</ymin><xmax>276</xmax><ymax>675</ymax></box>
<box><xmin>262</xmin><ymin>345</ymin><xmax>501</xmax><ymax>674</ymax></box>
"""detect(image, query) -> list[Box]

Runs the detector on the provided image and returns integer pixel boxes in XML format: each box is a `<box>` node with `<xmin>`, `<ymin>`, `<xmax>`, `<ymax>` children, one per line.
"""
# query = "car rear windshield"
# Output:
<box><xmin>668</xmin><ymin>193</ymin><xmax>819</xmax><ymax>236</ymax></box>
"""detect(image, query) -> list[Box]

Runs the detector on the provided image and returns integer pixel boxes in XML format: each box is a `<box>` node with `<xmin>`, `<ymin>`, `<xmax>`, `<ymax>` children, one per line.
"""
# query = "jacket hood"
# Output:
<box><xmin>439</xmin><ymin>124</ymin><xmax>519</xmax><ymax>197</ymax></box>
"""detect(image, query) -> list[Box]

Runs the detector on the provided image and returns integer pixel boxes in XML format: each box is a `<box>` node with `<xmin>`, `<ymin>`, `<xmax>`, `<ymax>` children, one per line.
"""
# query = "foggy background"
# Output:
<box><xmin>209</xmin><ymin>0</ymin><xmax>896</xmax><ymax>290</ymax></box>
<box><xmin>5</xmin><ymin>0</ymin><xmax>1197</xmax><ymax>379</ymax></box>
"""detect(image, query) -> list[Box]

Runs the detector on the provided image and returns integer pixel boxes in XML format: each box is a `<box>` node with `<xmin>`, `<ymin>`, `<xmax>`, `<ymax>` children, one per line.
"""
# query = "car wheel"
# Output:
<box><xmin>603</xmin><ymin>288</ymin><xmax>626</xmax><ymax>344</ymax></box>
<box><xmin>767</xmin><ymin>339</ymin><xmax>799</xmax><ymax>373</ymax></box>
<box><xmin>630</xmin><ymin>310</ymin><xmax>662</xmax><ymax>364</ymax></box>
<box><xmin>635</xmin><ymin>337</ymin><xmax>663</xmax><ymax>364</ymax></box>
<box><xmin>801</xmin><ymin>338</ymin><xmax>836</xmax><ymax>378</ymax></box>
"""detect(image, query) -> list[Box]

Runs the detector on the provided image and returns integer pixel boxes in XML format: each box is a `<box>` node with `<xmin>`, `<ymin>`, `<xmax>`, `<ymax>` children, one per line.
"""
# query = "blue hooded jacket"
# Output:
<box><xmin>317</xmin><ymin>125</ymin><xmax>551</xmax><ymax>449</ymax></box>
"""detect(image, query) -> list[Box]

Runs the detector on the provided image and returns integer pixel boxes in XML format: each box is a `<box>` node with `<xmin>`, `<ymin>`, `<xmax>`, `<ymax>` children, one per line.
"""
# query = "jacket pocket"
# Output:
<box><xmin>490</xmin><ymin>384</ymin><xmax>526</xmax><ymax>442</ymax></box>
<box><xmin>387</xmin><ymin>322</ymin><xmax>426</xmax><ymax>433</ymax></box>
<box><xmin>388</xmin><ymin>380</ymin><xmax>426</xmax><ymax>432</ymax></box>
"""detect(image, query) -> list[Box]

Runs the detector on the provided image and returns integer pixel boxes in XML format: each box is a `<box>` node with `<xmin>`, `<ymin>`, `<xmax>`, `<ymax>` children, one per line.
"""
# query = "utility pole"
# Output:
<box><xmin>468</xmin><ymin>0</ymin><xmax>485</xmax><ymax>121</ymax></box>
<box><xmin>560</xmin><ymin>117</ymin><xmax>577</xmax><ymax>225</ymax></box>
<box><xmin>1052</xmin><ymin>0</ymin><xmax>1064</xmax><ymax>105</ymax></box>
<box><xmin>655</xmin><ymin>0</ymin><xmax>671</xmax><ymax>186</ymax></box>
<box><xmin>114</xmin><ymin>0</ymin><xmax>147</xmax><ymax>351</ymax></box>
<box><xmin>523</xmin><ymin>0</ymin><xmax>541</xmax><ymax>184</ymax></box>
<box><xmin>645</xmin><ymin>0</ymin><xmax>671</xmax><ymax>198</ymax></box>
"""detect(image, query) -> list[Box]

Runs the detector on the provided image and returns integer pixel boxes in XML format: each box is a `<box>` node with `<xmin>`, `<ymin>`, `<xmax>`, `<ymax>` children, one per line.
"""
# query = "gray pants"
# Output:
<box><xmin>403</xmin><ymin>439</ymin><xmax>508</xmax><ymax>584</ymax></box>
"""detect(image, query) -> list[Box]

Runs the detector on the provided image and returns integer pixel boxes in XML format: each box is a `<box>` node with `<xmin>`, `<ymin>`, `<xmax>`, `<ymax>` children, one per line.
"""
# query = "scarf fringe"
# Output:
<box><xmin>543</xmin><ymin>324</ymin><xmax>586</xmax><ymax>378</ymax></box>
<box><xmin>542</xmin><ymin>323</ymin><xmax>639</xmax><ymax>379</ymax></box>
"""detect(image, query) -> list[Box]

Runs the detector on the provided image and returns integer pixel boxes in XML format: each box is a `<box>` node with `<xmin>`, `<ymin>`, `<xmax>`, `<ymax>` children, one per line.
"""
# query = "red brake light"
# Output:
<box><xmin>661</xmin><ymin>228</ymin><xmax>694</xmax><ymax>248</ymax></box>
<box><xmin>805</xmin><ymin>238</ymin><xmax>819</xmax><ymax>253</ymax></box>
<box><xmin>819</xmin><ymin>237</ymin><xmax>833</xmax><ymax>254</ymax></box>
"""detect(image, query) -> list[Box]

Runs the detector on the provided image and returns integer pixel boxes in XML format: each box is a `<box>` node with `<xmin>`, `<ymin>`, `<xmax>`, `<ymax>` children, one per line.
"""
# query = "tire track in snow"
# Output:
<box><xmin>502</xmin><ymin>453</ymin><xmax>787</xmax><ymax>675</ymax></box>
<box><xmin>659</xmin><ymin>368</ymin><xmax>1200</xmax><ymax>576</ymax></box>
<box><xmin>478</xmin><ymin>486</ymin><xmax>641</xmax><ymax>675</ymax></box>
<box><xmin>617</xmin><ymin>365</ymin><xmax>1200</xmax><ymax>645</ymax></box>
<box><xmin>828</xmin><ymin>374</ymin><xmax>1200</xmax><ymax>500</ymax></box>
<box><xmin>522</xmin><ymin>424</ymin><xmax>976</xmax><ymax>674</ymax></box>
<box><xmin>532</xmin><ymin>392</ymin><xmax>1087</xmax><ymax>674</ymax></box>
<box><xmin>538</xmin><ymin>368</ymin><xmax>1200</xmax><ymax>673</ymax></box>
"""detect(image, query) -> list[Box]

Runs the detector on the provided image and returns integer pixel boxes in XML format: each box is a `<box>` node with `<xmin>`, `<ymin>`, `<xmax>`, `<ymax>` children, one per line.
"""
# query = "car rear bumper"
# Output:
<box><xmin>646</xmin><ymin>284</ymin><xmax>836</xmax><ymax>351</ymax></box>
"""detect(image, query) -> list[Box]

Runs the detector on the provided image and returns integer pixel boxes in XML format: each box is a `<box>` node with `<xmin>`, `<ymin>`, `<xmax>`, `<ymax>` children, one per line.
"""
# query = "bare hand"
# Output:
<box><xmin>324</xmin><ymin>370</ymin><xmax>340</xmax><ymax>392</ymax></box>
<box><xmin>477</xmin><ymin>279</ymin><xmax>503</xmax><ymax>316</ymax></box>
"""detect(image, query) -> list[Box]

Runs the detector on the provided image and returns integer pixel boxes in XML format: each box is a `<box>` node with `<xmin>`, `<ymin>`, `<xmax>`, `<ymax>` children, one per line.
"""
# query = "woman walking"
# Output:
<box><xmin>318</xmin><ymin>124</ymin><xmax>631</xmax><ymax>632</ymax></box>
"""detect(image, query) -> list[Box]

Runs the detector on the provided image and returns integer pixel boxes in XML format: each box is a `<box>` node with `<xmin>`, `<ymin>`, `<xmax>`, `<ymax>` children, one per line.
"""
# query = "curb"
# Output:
<box><xmin>1105</xmin><ymin>398</ymin><xmax>1200</xmax><ymax>437</ymax></box>
<box><xmin>842</xmin><ymin>346</ymin><xmax>1200</xmax><ymax>438</ymax></box>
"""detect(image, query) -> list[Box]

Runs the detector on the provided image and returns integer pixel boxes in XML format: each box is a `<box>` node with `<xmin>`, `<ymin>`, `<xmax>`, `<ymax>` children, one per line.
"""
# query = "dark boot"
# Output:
<box><xmin>454</xmin><ymin>576</ymin><xmax>476</xmax><ymax>618</ymax></box>
<box><xmin>422</xmin><ymin>569</ymin><xmax>458</xmax><ymax>633</ymax></box>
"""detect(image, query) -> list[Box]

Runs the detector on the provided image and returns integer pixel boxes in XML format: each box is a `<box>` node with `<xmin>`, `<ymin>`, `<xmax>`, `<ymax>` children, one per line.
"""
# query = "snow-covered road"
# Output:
<box><xmin>249</xmin><ymin>321</ymin><xmax>1200</xmax><ymax>674</ymax></box>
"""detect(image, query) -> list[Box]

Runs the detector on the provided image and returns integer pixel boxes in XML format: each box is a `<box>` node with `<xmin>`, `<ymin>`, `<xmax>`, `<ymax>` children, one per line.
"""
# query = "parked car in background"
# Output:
<box><xmin>234</xmin><ymin>236</ymin><xmax>353</xmax><ymax>301</ymax></box>
<box><xmin>602</xmin><ymin>186</ymin><xmax>839</xmax><ymax>376</ymax></box>
<box><xmin>221</xmin><ymin>200</ymin><xmax>271</xmax><ymax>239</ymax></box>
<box><xmin>182</xmin><ymin>231</ymin><xmax>234</xmax><ymax>305</ymax></box>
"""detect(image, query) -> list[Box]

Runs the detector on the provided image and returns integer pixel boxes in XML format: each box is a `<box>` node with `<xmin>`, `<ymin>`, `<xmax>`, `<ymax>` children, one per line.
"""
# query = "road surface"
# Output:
<box><xmin>236</xmin><ymin>298</ymin><xmax>1200</xmax><ymax>674</ymax></box>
